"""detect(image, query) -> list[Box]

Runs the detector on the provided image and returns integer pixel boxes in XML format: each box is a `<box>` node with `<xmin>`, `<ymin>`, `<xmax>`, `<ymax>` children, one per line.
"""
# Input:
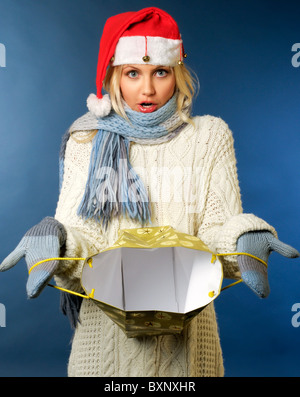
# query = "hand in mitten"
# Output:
<box><xmin>0</xmin><ymin>217</ymin><xmax>66</xmax><ymax>298</ymax></box>
<box><xmin>237</xmin><ymin>231</ymin><xmax>299</xmax><ymax>298</ymax></box>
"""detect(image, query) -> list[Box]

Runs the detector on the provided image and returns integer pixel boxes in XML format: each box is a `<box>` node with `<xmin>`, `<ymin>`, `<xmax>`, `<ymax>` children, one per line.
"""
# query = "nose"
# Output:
<box><xmin>142</xmin><ymin>75</ymin><xmax>155</xmax><ymax>96</ymax></box>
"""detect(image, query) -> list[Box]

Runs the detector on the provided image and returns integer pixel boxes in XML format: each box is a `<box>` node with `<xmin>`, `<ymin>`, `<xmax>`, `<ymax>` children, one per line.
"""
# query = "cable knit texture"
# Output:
<box><xmin>54</xmin><ymin>115</ymin><xmax>276</xmax><ymax>377</ymax></box>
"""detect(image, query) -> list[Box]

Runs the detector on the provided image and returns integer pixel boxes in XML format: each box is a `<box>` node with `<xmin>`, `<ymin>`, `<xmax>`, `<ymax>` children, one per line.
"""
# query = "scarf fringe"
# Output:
<box><xmin>60</xmin><ymin>291</ymin><xmax>82</xmax><ymax>329</ymax></box>
<box><xmin>77</xmin><ymin>131</ymin><xmax>152</xmax><ymax>228</ymax></box>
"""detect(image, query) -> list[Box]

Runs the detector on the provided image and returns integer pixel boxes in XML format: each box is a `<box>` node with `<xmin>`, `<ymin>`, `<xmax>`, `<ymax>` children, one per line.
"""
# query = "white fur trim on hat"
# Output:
<box><xmin>113</xmin><ymin>36</ymin><xmax>182</xmax><ymax>66</ymax></box>
<box><xmin>86</xmin><ymin>93</ymin><xmax>112</xmax><ymax>118</ymax></box>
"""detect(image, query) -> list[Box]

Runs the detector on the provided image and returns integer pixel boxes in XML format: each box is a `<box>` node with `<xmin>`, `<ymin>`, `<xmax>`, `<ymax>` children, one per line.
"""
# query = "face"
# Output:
<box><xmin>119</xmin><ymin>64</ymin><xmax>176</xmax><ymax>113</ymax></box>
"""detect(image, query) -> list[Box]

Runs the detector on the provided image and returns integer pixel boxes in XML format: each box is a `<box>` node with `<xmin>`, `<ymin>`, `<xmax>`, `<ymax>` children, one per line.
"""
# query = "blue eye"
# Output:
<box><xmin>127</xmin><ymin>70</ymin><xmax>139</xmax><ymax>78</ymax></box>
<box><xmin>156</xmin><ymin>69</ymin><xmax>168</xmax><ymax>77</ymax></box>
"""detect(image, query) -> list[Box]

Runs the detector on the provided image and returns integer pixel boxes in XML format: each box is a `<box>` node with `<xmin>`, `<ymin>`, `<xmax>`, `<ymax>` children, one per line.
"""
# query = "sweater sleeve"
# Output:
<box><xmin>53</xmin><ymin>131</ymin><xmax>108</xmax><ymax>293</ymax></box>
<box><xmin>196</xmin><ymin>116</ymin><xmax>277</xmax><ymax>279</ymax></box>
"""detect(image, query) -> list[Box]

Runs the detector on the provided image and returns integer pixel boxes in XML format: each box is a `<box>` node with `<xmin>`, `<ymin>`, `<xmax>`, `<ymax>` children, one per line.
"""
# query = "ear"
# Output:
<box><xmin>86</xmin><ymin>93</ymin><xmax>112</xmax><ymax>118</ymax></box>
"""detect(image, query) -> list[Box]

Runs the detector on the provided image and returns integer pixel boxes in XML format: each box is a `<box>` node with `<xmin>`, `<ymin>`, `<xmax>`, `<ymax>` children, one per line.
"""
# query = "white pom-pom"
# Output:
<box><xmin>86</xmin><ymin>93</ymin><xmax>112</xmax><ymax>118</ymax></box>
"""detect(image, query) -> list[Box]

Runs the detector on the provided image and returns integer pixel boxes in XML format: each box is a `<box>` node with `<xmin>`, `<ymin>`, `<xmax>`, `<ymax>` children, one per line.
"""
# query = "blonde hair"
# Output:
<box><xmin>72</xmin><ymin>63</ymin><xmax>199</xmax><ymax>143</ymax></box>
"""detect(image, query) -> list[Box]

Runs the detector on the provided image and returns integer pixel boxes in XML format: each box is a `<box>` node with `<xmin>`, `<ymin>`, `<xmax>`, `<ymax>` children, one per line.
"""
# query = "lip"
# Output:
<box><xmin>137</xmin><ymin>102</ymin><xmax>158</xmax><ymax>113</ymax></box>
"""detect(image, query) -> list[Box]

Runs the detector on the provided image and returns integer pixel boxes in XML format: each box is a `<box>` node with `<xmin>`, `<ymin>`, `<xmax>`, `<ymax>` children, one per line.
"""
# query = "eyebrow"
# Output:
<box><xmin>122</xmin><ymin>65</ymin><xmax>171</xmax><ymax>72</ymax></box>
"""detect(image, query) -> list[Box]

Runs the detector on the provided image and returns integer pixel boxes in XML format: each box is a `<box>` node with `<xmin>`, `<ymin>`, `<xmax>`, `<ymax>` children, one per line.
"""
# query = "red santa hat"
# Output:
<box><xmin>87</xmin><ymin>7</ymin><xmax>185</xmax><ymax>117</ymax></box>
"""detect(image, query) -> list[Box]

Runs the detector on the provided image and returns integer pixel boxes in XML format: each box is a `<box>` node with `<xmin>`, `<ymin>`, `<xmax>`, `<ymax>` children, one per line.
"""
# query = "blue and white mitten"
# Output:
<box><xmin>237</xmin><ymin>231</ymin><xmax>299</xmax><ymax>298</ymax></box>
<box><xmin>0</xmin><ymin>217</ymin><xmax>66</xmax><ymax>298</ymax></box>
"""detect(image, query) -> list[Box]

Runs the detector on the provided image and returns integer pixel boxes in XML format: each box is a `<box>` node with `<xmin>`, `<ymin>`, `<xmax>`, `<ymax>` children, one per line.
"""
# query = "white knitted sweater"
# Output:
<box><xmin>54</xmin><ymin>115</ymin><xmax>276</xmax><ymax>377</ymax></box>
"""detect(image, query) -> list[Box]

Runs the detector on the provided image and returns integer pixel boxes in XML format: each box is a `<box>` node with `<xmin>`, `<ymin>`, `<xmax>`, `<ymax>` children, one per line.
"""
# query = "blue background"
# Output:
<box><xmin>0</xmin><ymin>0</ymin><xmax>299</xmax><ymax>377</ymax></box>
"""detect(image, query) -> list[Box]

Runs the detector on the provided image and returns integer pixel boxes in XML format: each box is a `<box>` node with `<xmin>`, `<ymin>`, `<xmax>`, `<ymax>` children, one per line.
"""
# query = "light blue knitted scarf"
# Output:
<box><xmin>61</xmin><ymin>95</ymin><xmax>187</xmax><ymax>228</ymax></box>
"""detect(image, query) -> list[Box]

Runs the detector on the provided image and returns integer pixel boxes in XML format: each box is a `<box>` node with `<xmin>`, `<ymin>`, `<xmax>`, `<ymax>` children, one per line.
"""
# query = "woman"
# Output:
<box><xmin>1</xmin><ymin>7</ymin><xmax>298</xmax><ymax>377</ymax></box>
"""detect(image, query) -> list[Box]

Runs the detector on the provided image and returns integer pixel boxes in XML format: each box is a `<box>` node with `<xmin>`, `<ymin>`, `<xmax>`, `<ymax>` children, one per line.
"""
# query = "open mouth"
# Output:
<box><xmin>138</xmin><ymin>103</ymin><xmax>158</xmax><ymax>113</ymax></box>
<box><xmin>140</xmin><ymin>102</ymin><xmax>153</xmax><ymax>107</ymax></box>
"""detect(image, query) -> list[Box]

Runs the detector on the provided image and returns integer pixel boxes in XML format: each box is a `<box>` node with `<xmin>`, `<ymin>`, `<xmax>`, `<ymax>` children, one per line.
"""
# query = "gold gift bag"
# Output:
<box><xmin>79</xmin><ymin>225</ymin><xmax>224</xmax><ymax>338</ymax></box>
